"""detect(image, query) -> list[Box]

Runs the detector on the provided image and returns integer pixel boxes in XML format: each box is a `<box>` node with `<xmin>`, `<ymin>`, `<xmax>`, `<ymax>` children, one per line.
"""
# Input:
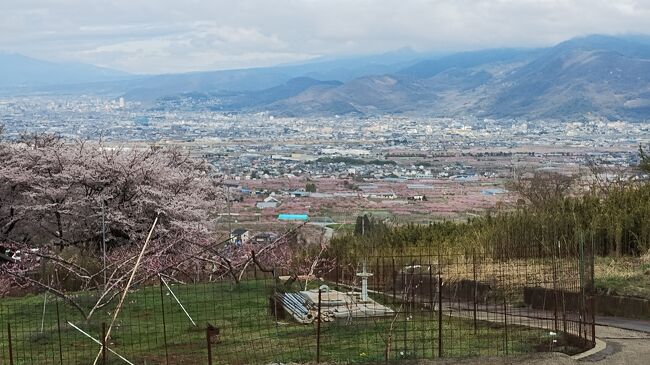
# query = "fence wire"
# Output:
<box><xmin>0</xmin><ymin>239</ymin><xmax>595</xmax><ymax>365</ymax></box>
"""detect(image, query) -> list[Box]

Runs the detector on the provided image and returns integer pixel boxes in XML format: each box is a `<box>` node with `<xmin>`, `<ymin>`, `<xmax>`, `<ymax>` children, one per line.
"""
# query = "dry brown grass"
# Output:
<box><xmin>441</xmin><ymin>257</ymin><xmax>583</xmax><ymax>291</ymax></box>
<box><xmin>593</xmin><ymin>256</ymin><xmax>650</xmax><ymax>298</ymax></box>
<box><xmin>594</xmin><ymin>257</ymin><xmax>643</xmax><ymax>280</ymax></box>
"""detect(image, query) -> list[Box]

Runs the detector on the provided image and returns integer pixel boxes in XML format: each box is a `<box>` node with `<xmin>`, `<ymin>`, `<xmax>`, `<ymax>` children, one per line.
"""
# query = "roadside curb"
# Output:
<box><xmin>571</xmin><ymin>338</ymin><xmax>607</xmax><ymax>360</ymax></box>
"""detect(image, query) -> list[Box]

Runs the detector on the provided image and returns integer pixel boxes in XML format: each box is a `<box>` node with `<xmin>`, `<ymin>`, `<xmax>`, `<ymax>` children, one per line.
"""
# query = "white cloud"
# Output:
<box><xmin>75</xmin><ymin>23</ymin><xmax>311</xmax><ymax>73</ymax></box>
<box><xmin>2</xmin><ymin>0</ymin><xmax>650</xmax><ymax>73</ymax></box>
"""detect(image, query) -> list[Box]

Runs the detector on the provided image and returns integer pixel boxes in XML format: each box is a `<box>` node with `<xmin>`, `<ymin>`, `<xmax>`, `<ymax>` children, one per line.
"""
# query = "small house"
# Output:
<box><xmin>367</xmin><ymin>192</ymin><xmax>397</xmax><ymax>199</ymax></box>
<box><xmin>289</xmin><ymin>191</ymin><xmax>310</xmax><ymax>198</ymax></box>
<box><xmin>252</xmin><ymin>233</ymin><xmax>276</xmax><ymax>244</ymax></box>
<box><xmin>257</xmin><ymin>196</ymin><xmax>281</xmax><ymax>209</ymax></box>
<box><xmin>256</xmin><ymin>201</ymin><xmax>278</xmax><ymax>209</ymax></box>
<box><xmin>231</xmin><ymin>228</ymin><xmax>251</xmax><ymax>245</ymax></box>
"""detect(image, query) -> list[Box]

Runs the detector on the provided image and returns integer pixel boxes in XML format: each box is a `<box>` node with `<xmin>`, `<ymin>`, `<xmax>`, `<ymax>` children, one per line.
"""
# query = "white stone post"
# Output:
<box><xmin>356</xmin><ymin>261</ymin><xmax>373</xmax><ymax>302</ymax></box>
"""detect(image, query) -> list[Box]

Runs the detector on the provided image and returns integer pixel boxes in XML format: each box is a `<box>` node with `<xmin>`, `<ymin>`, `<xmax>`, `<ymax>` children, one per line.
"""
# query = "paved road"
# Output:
<box><xmin>307</xmin><ymin>222</ymin><xmax>335</xmax><ymax>241</ymax></box>
<box><xmin>578</xmin><ymin>318</ymin><xmax>650</xmax><ymax>365</ymax></box>
<box><xmin>595</xmin><ymin>315</ymin><xmax>650</xmax><ymax>334</ymax></box>
<box><xmin>455</xmin><ymin>306</ymin><xmax>650</xmax><ymax>364</ymax></box>
<box><xmin>428</xmin><ymin>300</ymin><xmax>650</xmax><ymax>364</ymax></box>
<box><xmin>395</xmin><ymin>322</ymin><xmax>650</xmax><ymax>365</ymax></box>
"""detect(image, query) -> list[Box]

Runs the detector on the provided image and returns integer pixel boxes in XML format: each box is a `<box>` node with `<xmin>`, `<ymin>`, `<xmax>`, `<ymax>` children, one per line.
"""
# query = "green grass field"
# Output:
<box><xmin>0</xmin><ymin>279</ymin><xmax>552</xmax><ymax>365</ymax></box>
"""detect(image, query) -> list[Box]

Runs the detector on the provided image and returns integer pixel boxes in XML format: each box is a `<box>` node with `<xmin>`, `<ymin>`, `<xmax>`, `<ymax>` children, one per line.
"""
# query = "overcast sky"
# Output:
<box><xmin>2</xmin><ymin>0</ymin><xmax>650</xmax><ymax>74</ymax></box>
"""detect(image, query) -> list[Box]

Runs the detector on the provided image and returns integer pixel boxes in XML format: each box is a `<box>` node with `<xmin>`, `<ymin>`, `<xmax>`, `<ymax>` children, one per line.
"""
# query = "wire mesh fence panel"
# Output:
<box><xmin>1</xmin><ymin>236</ymin><xmax>596</xmax><ymax>365</ymax></box>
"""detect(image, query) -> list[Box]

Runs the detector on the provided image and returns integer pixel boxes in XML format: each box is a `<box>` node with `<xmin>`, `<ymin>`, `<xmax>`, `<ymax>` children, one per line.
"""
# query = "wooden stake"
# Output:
<box><xmin>91</xmin><ymin>214</ymin><xmax>159</xmax><ymax>365</ymax></box>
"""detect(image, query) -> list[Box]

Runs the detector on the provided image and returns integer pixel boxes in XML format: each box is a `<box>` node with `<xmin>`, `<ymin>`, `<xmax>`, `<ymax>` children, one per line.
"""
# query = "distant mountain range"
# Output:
<box><xmin>0</xmin><ymin>52</ymin><xmax>132</xmax><ymax>88</ymax></box>
<box><xmin>255</xmin><ymin>35</ymin><xmax>650</xmax><ymax>120</ymax></box>
<box><xmin>3</xmin><ymin>35</ymin><xmax>650</xmax><ymax>120</ymax></box>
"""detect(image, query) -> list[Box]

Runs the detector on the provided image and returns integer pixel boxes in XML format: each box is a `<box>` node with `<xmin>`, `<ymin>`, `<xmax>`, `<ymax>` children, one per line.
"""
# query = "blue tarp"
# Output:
<box><xmin>278</xmin><ymin>214</ymin><xmax>309</xmax><ymax>221</ymax></box>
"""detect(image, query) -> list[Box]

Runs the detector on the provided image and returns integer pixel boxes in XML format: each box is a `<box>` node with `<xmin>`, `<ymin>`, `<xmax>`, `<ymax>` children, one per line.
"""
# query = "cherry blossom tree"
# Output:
<box><xmin>0</xmin><ymin>131</ymin><xmax>224</xmax><ymax>297</ymax></box>
<box><xmin>0</xmin><ymin>130</ymin><xmax>334</xmax><ymax>322</ymax></box>
<box><xmin>1</xmin><ymin>133</ymin><xmax>221</xmax><ymax>251</ymax></box>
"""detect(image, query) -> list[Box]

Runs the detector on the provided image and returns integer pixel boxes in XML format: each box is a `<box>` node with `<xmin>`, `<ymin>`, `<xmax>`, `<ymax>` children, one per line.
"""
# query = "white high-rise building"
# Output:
<box><xmin>118</xmin><ymin>97</ymin><xmax>125</xmax><ymax>109</ymax></box>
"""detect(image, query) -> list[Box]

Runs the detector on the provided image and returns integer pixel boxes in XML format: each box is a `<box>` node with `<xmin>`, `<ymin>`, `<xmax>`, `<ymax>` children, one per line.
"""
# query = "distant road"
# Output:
<box><xmin>308</xmin><ymin>222</ymin><xmax>335</xmax><ymax>242</ymax></box>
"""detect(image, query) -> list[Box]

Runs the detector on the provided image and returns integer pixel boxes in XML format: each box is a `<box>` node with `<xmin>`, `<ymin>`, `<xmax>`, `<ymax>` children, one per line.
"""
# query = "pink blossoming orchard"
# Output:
<box><xmin>0</xmin><ymin>131</ymin><xmax>314</xmax><ymax>305</ymax></box>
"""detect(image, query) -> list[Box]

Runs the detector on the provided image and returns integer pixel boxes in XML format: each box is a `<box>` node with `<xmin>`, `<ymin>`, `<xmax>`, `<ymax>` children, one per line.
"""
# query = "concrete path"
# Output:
<box><xmin>579</xmin><ymin>324</ymin><xmax>650</xmax><ymax>365</ymax></box>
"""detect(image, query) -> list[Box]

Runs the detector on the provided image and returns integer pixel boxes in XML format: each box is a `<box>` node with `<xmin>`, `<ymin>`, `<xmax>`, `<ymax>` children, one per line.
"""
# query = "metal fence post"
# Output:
<box><xmin>206</xmin><ymin>327</ymin><xmax>213</xmax><ymax>365</ymax></box>
<box><xmin>411</xmin><ymin>260</ymin><xmax>418</xmax><ymax>357</ymax></box>
<box><xmin>335</xmin><ymin>258</ymin><xmax>340</xmax><ymax>290</ymax></box>
<box><xmin>590</xmin><ymin>235</ymin><xmax>596</xmax><ymax>345</ymax></box>
<box><xmin>101</xmin><ymin>322</ymin><xmax>107</xmax><ymax>365</ymax></box>
<box><xmin>429</xmin><ymin>262</ymin><xmax>435</xmax><ymax>359</ymax></box>
<box><xmin>55</xmin><ymin>298</ymin><xmax>63</xmax><ymax>365</ymax></box>
<box><xmin>159</xmin><ymin>276</ymin><xmax>170</xmax><ymax>365</ymax></box>
<box><xmin>392</xmin><ymin>258</ymin><xmax>397</xmax><ymax>302</ymax></box>
<box><xmin>579</xmin><ymin>233</ymin><xmax>586</xmax><ymax>342</ymax></box>
<box><xmin>403</xmin><ymin>264</ymin><xmax>409</xmax><ymax>355</ymax></box>
<box><xmin>472</xmin><ymin>250</ymin><xmax>478</xmax><ymax>335</ymax></box>
<box><xmin>552</xmin><ymin>259</ymin><xmax>558</xmax><ymax>332</ymax></box>
<box><xmin>316</xmin><ymin>289</ymin><xmax>322</xmax><ymax>363</ymax></box>
<box><xmin>376</xmin><ymin>257</ymin><xmax>380</xmax><ymax>289</ymax></box>
<box><xmin>437</xmin><ymin>255</ymin><xmax>443</xmax><ymax>358</ymax></box>
<box><xmin>7</xmin><ymin>323</ymin><xmax>13</xmax><ymax>365</ymax></box>
<box><xmin>503</xmin><ymin>296</ymin><xmax>509</xmax><ymax>355</ymax></box>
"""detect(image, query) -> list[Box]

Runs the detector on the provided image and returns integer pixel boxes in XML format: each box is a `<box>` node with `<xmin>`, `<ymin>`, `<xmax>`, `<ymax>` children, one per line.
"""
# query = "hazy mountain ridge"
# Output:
<box><xmin>485</xmin><ymin>36</ymin><xmax>650</xmax><ymax>119</ymax></box>
<box><xmin>3</xmin><ymin>35</ymin><xmax>650</xmax><ymax>120</ymax></box>
<box><xmin>0</xmin><ymin>48</ymin><xmax>427</xmax><ymax>98</ymax></box>
<box><xmin>0</xmin><ymin>52</ymin><xmax>131</xmax><ymax>88</ymax></box>
<box><xmin>258</xmin><ymin>35</ymin><xmax>650</xmax><ymax>120</ymax></box>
